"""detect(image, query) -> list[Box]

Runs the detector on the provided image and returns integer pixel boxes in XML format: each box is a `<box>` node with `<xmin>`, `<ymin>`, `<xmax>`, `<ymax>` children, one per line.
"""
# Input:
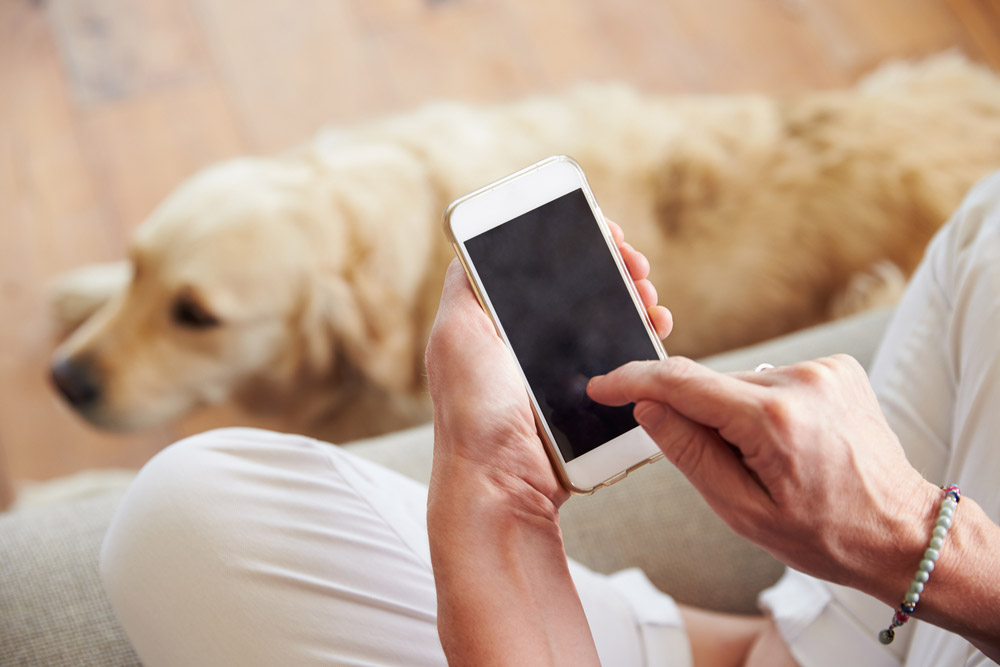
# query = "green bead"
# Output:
<box><xmin>905</xmin><ymin>591</ymin><xmax>920</xmax><ymax>604</ymax></box>
<box><xmin>879</xmin><ymin>628</ymin><xmax>895</xmax><ymax>645</ymax></box>
<box><xmin>936</xmin><ymin>516</ymin><xmax>952</xmax><ymax>529</ymax></box>
<box><xmin>929</xmin><ymin>536</ymin><xmax>944</xmax><ymax>550</ymax></box>
<box><xmin>909</xmin><ymin>581</ymin><xmax>924</xmax><ymax>594</ymax></box>
<box><xmin>919</xmin><ymin>559</ymin><xmax>935</xmax><ymax>572</ymax></box>
<box><xmin>942</xmin><ymin>497</ymin><xmax>957</xmax><ymax>511</ymax></box>
<box><xmin>914</xmin><ymin>570</ymin><xmax>930</xmax><ymax>582</ymax></box>
<box><xmin>932</xmin><ymin>526</ymin><xmax>947</xmax><ymax>539</ymax></box>
<box><xmin>939</xmin><ymin>506</ymin><xmax>954</xmax><ymax>520</ymax></box>
<box><xmin>925</xmin><ymin>548</ymin><xmax>940</xmax><ymax>562</ymax></box>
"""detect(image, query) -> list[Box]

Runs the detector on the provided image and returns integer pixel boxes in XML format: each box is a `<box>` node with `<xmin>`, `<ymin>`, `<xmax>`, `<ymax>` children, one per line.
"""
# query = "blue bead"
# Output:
<box><xmin>901</xmin><ymin>602</ymin><xmax>916</xmax><ymax>614</ymax></box>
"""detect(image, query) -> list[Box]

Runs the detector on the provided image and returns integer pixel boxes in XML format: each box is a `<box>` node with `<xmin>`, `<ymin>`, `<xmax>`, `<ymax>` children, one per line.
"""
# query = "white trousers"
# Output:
<box><xmin>102</xmin><ymin>173</ymin><xmax>1000</xmax><ymax>666</ymax></box>
<box><xmin>100</xmin><ymin>431</ymin><xmax>690</xmax><ymax>666</ymax></box>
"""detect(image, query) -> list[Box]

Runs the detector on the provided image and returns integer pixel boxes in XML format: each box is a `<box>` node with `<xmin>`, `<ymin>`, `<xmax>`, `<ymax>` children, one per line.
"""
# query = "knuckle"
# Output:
<box><xmin>790</xmin><ymin>359</ymin><xmax>832</xmax><ymax>387</ymax></box>
<box><xmin>424</xmin><ymin>328</ymin><xmax>445</xmax><ymax>368</ymax></box>
<box><xmin>659</xmin><ymin>355</ymin><xmax>696</xmax><ymax>380</ymax></box>
<box><xmin>613</xmin><ymin>360</ymin><xmax>647</xmax><ymax>386</ymax></box>
<box><xmin>620</xmin><ymin>359</ymin><xmax>649</xmax><ymax>375</ymax></box>
<box><xmin>424</xmin><ymin>322</ymin><xmax>464</xmax><ymax>372</ymax></box>
<box><xmin>760</xmin><ymin>395</ymin><xmax>795</xmax><ymax>434</ymax></box>
<box><xmin>828</xmin><ymin>353</ymin><xmax>863</xmax><ymax>374</ymax></box>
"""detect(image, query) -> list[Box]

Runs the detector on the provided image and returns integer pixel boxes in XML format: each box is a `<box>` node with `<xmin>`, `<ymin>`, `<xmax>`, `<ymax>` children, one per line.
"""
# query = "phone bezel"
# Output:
<box><xmin>444</xmin><ymin>155</ymin><xmax>666</xmax><ymax>494</ymax></box>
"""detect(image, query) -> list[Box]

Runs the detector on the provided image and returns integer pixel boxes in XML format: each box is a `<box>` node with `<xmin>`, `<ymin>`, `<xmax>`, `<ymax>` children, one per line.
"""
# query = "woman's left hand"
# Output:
<box><xmin>425</xmin><ymin>220</ymin><xmax>671</xmax><ymax>511</ymax></box>
<box><xmin>424</xmin><ymin>220</ymin><xmax>671</xmax><ymax>666</ymax></box>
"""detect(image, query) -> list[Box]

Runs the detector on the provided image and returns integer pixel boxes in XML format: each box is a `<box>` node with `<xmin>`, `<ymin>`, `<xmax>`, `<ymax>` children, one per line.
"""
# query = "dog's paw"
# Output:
<box><xmin>829</xmin><ymin>260</ymin><xmax>907</xmax><ymax>319</ymax></box>
<box><xmin>47</xmin><ymin>261</ymin><xmax>131</xmax><ymax>337</ymax></box>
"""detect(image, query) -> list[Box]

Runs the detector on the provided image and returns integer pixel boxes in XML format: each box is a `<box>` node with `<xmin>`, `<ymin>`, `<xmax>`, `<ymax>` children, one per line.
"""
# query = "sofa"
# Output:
<box><xmin>0</xmin><ymin>306</ymin><xmax>894</xmax><ymax>666</ymax></box>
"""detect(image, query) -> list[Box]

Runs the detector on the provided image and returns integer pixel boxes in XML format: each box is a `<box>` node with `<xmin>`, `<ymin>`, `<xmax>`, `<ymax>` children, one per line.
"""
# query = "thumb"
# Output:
<box><xmin>633</xmin><ymin>400</ymin><xmax>768</xmax><ymax>516</ymax></box>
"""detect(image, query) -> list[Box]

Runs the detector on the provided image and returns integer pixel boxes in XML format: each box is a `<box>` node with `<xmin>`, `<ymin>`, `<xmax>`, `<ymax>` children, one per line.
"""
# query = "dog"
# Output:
<box><xmin>49</xmin><ymin>54</ymin><xmax>1000</xmax><ymax>444</ymax></box>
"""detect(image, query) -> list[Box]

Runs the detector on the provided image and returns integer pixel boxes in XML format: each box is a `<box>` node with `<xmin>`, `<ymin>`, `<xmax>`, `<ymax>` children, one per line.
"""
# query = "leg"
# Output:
<box><xmin>759</xmin><ymin>172</ymin><xmax>1000</xmax><ymax>667</ymax></box>
<box><xmin>101</xmin><ymin>428</ymin><xmax>690</xmax><ymax>666</ymax></box>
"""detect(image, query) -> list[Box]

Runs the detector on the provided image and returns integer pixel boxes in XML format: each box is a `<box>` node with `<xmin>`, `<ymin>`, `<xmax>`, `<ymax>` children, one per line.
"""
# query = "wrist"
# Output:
<box><xmin>427</xmin><ymin>454</ymin><xmax>596</xmax><ymax>666</ymax></box>
<box><xmin>845</xmin><ymin>475</ymin><xmax>941</xmax><ymax>606</ymax></box>
<box><xmin>881</xmin><ymin>478</ymin><xmax>943</xmax><ymax>604</ymax></box>
<box><xmin>429</xmin><ymin>424</ymin><xmax>568</xmax><ymax>516</ymax></box>
<box><xmin>428</xmin><ymin>455</ymin><xmax>563</xmax><ymax>533</ymax></box>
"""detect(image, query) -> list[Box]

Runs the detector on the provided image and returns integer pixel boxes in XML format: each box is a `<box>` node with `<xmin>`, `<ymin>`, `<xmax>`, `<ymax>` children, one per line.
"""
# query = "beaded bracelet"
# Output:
<box><xmin>878</xmin><ymin>484</ymin><xmax>961</xmax><ymax>645</ymax></box>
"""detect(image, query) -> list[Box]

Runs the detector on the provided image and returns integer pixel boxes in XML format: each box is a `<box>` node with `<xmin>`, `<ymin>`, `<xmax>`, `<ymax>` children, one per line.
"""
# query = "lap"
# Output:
<box><xmin>101</xmin><ymin>428</ymin><xmax>689</xmax><ymax>666</ymax></box>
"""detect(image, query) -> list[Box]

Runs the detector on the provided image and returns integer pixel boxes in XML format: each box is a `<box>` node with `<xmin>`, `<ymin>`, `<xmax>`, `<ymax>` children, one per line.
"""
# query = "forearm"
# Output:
<box><xmin>427</xmin><ymin>464</ymin><xmax>599</xmax><ymax>667</ymax></box>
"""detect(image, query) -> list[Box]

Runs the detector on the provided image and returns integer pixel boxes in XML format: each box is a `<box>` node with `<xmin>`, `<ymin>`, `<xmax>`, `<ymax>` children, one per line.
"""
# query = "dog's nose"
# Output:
<box><xmin>50</xmin><ymin>358</ymin><xmax>101</xmax><ymax>409</ymax></box>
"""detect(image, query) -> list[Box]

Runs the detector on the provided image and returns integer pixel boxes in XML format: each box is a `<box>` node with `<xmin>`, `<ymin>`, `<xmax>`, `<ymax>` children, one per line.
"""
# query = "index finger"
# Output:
<box><xmin>587</xmin><ymin>357</ymin><xmax>764</xmax><ymax>431</ymax></box>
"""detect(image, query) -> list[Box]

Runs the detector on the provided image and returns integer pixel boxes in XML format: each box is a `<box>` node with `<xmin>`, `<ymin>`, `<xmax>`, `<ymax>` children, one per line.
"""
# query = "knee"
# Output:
<box><xmin>918</xmin><ymin>171</ymin><xmax>1000</xmax><ymax>298</ymax></box>
<box><xmin>947</xmin><ymin>171</ymin><xmax>1000</xmax><ymax>251</ymax></box>
<box><xmin>99</xmin><ymin>428</ymin><xmax>331</xmax><ymax>614</ymax></box>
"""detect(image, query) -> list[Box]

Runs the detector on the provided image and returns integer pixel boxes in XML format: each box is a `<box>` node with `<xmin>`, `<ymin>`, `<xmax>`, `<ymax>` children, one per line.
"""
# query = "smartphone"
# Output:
<box><xmin>444</xmin><ymin>155</ymin><xmax>667</xmax><ymax>493</ymax></box>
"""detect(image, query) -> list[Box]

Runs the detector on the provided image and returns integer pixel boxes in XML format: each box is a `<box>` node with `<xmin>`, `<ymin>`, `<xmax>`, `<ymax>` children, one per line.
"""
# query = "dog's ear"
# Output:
<box><xmin>302</xmin><ymin>273</ymin><xmax>421</xmax><ymax>395</ymax></box>
<box><xmin>47</xmin><ymin>261</ymin><xmax>132</xmax><ymax>339</ymax></box>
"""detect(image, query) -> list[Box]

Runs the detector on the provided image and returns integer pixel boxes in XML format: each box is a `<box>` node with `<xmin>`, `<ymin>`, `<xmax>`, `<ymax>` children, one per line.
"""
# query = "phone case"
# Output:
<box><xmin>444</xmin><ymin>155</ymin><xmax>666</xmax><ymax>493</ymax></box>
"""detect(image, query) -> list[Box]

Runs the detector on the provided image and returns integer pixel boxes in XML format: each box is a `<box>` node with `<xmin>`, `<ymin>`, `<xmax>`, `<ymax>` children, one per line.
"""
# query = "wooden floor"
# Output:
<box><xmin>1</xmin><ymin>0</ymin><xmax>998</xmax><ymax>501</ymax></box>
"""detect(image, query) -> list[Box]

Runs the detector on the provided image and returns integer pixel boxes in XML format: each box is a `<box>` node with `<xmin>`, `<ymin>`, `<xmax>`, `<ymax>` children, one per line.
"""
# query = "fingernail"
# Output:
<box><xmin>587</xmin><ymin>375</ymin><xmax>604</xmax><ymax>392</ymax></box>
<box><xmin>634</xmin><ymin>402</ymin><xmax>670</xmax><ymax>430</ymax></box>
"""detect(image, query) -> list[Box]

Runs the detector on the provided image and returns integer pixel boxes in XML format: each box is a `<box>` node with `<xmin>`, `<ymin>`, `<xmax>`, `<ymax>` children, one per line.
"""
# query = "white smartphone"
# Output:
<box><xmin>444</xmin><ymin>155</ymin><xmax>667</xmax><ymax>494</ymax></box>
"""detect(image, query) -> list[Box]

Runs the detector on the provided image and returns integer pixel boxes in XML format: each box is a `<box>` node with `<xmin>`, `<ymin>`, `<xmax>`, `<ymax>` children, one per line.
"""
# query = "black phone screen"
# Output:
<box><xmin>464</xmin><ymin>188</ymin><xmax>661</xmax><ymax>462</ymax></box>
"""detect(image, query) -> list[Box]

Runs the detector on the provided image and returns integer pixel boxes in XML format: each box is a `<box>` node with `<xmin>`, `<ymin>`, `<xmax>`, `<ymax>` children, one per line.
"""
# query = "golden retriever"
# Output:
<box><xmin>50</xmin><ymin>54</ymin><xmax>1000</xmax><ymax>443</ymax></box>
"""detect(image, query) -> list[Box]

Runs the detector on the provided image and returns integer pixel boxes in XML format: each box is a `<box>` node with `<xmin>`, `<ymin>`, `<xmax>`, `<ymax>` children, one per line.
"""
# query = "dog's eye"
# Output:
<box><xmin>171</xmin><ymin>297</ymin><xmax>220</xmax><ymax>329</ymax></box>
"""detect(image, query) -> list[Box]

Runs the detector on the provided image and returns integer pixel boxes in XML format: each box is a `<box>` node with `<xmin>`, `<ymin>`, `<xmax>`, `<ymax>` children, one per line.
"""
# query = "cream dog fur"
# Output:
<box><xmin>50</xmin><ymin>54</ymin><xmax>1000</xmax><ymax>443</ymax></box>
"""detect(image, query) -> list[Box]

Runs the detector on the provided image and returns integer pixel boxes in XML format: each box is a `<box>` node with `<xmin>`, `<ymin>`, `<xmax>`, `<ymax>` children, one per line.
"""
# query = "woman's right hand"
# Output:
<box><xmin>587</xmin><ymin>354</ymin><xmax>940</xmax><ymax>602</ymax></box>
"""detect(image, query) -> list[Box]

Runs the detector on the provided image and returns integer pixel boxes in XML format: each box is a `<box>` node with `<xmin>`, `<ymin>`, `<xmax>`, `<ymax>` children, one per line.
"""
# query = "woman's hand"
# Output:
<box><xmin>587</xmin><ymin>354</ymin><xmax>939</xmax><ymax>600</ymax></box>
<box><xmin>425</xmin><ymin>220</ymin><xmax>671</xmax><ymax>512</ymax></box>
<box><xmin>424</xmin><ymin>220</ymin><xmax>671</xmax><ymax>666</ymax></box>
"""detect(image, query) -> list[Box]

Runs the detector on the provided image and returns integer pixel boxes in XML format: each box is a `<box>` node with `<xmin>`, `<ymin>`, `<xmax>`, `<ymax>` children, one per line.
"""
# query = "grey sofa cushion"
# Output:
<box><xmin>0</xmin><ymin>490</ymin><xmax>141</xmax><ymax>667</ymax></box>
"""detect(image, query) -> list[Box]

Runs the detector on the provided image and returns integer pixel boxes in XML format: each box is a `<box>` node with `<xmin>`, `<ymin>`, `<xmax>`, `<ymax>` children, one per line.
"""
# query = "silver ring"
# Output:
<box><xmin>754</xmin><ymin>363</ymin><xmax>775</xmax><ymax>373</ymax></box>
